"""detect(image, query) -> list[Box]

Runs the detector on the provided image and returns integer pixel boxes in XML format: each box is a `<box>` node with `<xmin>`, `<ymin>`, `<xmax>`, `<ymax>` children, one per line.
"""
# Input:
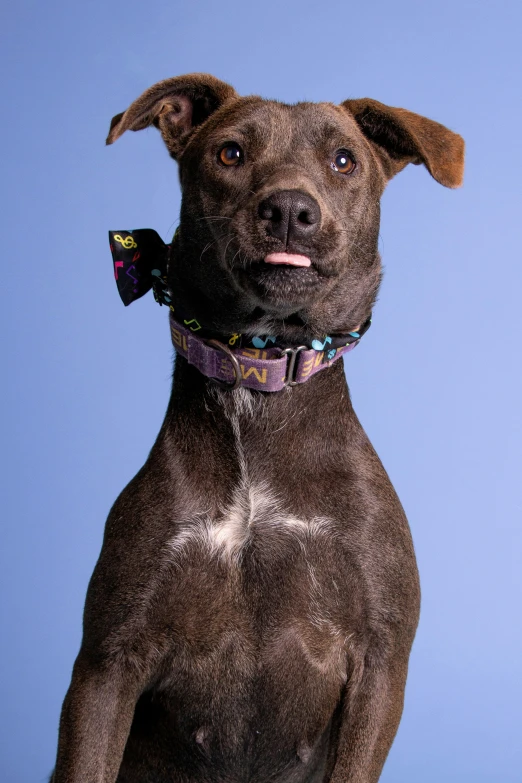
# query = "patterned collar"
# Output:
<box><xmin>109</xmin><ymin>228</ymin><xmax>371</xmax><ymax>391</ymax></box>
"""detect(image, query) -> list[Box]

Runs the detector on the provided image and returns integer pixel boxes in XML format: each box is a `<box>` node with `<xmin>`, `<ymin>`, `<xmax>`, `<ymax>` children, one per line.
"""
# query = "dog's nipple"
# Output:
<box><xmin>297</xmin><ymin>740</ymin><xmax>312</xmax><ymax>764</ymax></box>
<box><xmin>195</xmin><ymin>727</ymin><xmax>207</xmax><ymax>745</ymax></box>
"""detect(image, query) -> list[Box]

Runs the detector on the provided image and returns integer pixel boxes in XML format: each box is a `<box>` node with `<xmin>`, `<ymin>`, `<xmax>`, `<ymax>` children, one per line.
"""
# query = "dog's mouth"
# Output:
<box><xmin>264</xmin><ymin>252</ymin><xmax>311</xmax><ymax>268</ymax></box>
<box><xmin>237</xmin><ymin>257</ymin><xmax>326</xmax><ymax>307</ymax></box>
<box><xmin>222</xmin><ymin>235</ymin><xmax>338</xmax><ymax>310</ymax></box>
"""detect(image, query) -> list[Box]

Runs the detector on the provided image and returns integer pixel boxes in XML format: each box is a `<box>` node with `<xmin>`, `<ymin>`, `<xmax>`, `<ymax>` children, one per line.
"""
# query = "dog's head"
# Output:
<box><xmin>107</xmin><ymin>73</ymin><xmax>464</xmax><ymax>342</ymax></box>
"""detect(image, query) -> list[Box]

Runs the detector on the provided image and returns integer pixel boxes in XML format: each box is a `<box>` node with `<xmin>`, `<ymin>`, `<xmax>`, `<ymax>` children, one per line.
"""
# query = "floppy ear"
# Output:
<box><xmin>342</xmin><ymin>98</ymin><xmax>465</xmax><ymax>188</ymax></box>
<box><xmin>106</xmin><ymin>73</ymin><xmax>238</xmax><ymax>158</ymax></box>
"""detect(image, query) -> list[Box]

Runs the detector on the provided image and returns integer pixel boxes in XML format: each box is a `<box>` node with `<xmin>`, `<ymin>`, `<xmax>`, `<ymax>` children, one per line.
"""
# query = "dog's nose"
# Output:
<box><xmin>258</xmin><ymin>190</ymin><xmax>321</xmax><ymax>246</ymax></box>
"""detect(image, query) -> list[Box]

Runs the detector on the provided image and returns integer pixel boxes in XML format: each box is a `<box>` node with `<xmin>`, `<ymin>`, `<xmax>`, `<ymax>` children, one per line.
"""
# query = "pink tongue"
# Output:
<box><xmin>264</xmin><ymin>252</ymin><xmax>311</xmax><ymax>268</ymax></box>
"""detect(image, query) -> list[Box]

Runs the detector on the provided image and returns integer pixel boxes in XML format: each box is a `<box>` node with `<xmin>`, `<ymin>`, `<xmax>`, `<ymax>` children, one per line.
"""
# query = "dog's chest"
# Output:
<box><xmin>136</xmin><ymin>398</ymin><xmax>368</xmax><ymax>766</ymax></box>
<box><xmin>152</xmin><ymin>467</ymin><xmax>362</xmax><ymax>694</ymax></box>
<box><xmin>149</xmin><ymin>478</ymin><xmax>355</xmax><ymax>763</ymax></box>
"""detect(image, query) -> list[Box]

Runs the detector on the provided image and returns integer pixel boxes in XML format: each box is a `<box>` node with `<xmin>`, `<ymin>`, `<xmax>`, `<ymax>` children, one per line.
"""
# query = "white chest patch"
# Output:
<box><xmin>168</xmin><ymin>478</ymin><xmax>335</xmax><ymax>566</ymax></box>
<box><xmin>168</xmin><ymin>394</ymin><xmax>337</xmax><ymax>566</ymax></box>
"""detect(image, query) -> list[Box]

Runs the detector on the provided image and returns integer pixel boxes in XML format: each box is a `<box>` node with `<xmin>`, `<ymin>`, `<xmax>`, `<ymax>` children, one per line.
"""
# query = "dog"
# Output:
<box><xmin>51</xmin><ymin>73</ymin><xmax>464</xmax><ymax>783</ymax></box>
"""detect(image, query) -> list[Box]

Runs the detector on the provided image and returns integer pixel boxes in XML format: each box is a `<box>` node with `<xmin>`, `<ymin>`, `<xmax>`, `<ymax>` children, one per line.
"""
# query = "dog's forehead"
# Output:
<box><xmin>204</xmin><ymin>97</ymin><xmax>361</xmax><ymax>148</ymax></box>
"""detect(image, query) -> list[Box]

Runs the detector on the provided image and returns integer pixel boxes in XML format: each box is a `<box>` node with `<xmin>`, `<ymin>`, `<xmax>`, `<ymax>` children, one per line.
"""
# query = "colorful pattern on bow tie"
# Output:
<box><xmin>109</xmin><ymin>229</ymin><xmax>172</xmax><ymax>307</ymax></box>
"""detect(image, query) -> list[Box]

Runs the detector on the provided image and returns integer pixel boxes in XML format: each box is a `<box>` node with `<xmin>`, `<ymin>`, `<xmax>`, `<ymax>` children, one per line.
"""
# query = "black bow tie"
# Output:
<box><xmin>109</xmin><ymin>229</ymin><xmax>172</xmax><ymax>307</ymax></box>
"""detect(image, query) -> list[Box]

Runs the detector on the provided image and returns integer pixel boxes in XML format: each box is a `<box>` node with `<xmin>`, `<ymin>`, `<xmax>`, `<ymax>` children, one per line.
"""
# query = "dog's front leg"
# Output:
<box><xmin>52</xmin><ymin>653</ymin><xmax>143</xmax><ymax>783</ymax></box>
<box><xmin>329</xmin><ymin>652</ymin><xmax>409</xmax><ymax>783</ymax></box>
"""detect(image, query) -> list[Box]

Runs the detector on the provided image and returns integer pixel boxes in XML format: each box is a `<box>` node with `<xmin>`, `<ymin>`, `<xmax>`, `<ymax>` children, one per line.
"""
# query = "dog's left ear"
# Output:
<box><xmin>106</xmin><ymin>73</ymin><xmax>238</xmax><ymax>158</ymax></box>
<box><xmin>342</xmin><ymin>98</ymin><xmax>465</xmax><ymax>188</ymax></box>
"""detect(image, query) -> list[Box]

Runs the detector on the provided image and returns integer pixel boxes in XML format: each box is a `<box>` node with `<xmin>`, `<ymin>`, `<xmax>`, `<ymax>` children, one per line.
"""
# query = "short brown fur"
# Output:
<box><xmin>52</xmin><ymin>73</ymin><xmax>464</xmax><ymax>783</ymax></box>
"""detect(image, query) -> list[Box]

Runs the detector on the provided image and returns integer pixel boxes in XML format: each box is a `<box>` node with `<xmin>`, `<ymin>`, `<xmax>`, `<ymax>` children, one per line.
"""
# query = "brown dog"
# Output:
<box><xmin>52</xmin><ymin>74</ymin><xmax>464</xmax><ymax>783</ymax></box>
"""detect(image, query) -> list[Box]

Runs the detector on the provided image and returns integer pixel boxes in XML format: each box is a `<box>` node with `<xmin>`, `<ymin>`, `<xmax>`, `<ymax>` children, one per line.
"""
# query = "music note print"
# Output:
<box><xmin>311</xmin><ymin>336</ymin><xmax>332</xmax><ymax>351</ymax></box>
<box><xmin>252</xmin><ymin>336</ymin><xmax>276</xmax><ymax>349</ymax></box>
<box><xmin>125</xmin><ymin>265</ymin><xmax>139</xmax><ymax>293</ymax></box>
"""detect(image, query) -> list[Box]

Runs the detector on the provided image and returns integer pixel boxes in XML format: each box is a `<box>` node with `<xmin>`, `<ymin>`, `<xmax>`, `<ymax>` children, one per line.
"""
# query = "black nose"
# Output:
<box><xmin>258</xmin><ymin>190</ymin><xmax>321</xmax><ymax>246</ymax></box>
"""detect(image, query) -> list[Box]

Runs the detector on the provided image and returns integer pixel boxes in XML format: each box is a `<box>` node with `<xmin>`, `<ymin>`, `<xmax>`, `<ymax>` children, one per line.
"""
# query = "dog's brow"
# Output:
<box><xmin>212</xmin><ymin>118</ymin><xmax>276</xmax><ymax>147</ymax></box>
<box><xmin>301</xmin><ymin>119</ymin><xmax>352</xmax><ymax>147</ymax></box>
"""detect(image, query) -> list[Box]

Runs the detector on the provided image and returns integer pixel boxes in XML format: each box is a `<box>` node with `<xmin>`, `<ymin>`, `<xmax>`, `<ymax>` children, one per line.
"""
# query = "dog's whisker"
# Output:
<box><xmin>199</xmin><ymin>239</ymin><xmax>218</xmax><ymax>261</ymax></box>
<box><xmin>222</xmin><ymin>233</ymin><xmax>237</xmax><ymax>265</ymax></box>
<box><xmin>196</xmin><ymin>216</ymin><xmax>233</xmax><ymax>222</ymax></box>
<box><xmin>230</xmin><ymin>247</ymin><xmax>246</xmax><ymax>268</ymax></box>
<box><xmin>164</xmin><ymin>219</ymin><xmax>179</xmax><ymax>237</ymax></box>
<box><xmin>198</xmin><ymin>228</ymin><xmax>235</xmax><ymax>264</ymax></box>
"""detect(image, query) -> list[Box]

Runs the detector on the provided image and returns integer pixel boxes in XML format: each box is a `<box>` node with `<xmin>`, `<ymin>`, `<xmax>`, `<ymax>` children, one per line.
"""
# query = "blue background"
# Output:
<box><xmin>2</xmin><ymin>1</ymin><xmax>521</xmax><ymax>781</ymax></box>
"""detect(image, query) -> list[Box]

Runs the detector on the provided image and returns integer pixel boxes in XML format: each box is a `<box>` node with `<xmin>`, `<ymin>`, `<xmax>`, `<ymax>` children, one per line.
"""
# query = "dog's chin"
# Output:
<box><xmin>235</xmin><ymin>260</ymin><xmax>329</xmax><ymax>314</ymax></box>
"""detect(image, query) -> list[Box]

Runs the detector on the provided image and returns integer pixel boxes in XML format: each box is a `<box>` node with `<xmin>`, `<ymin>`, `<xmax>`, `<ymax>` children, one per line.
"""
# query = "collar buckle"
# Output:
<box><xmin>206</xmin><ymin>339</ymin><xmax>242</xmax><ymax>390</ymax></box>
<box><xmin>280</xmin><ymin>346</ymin><xmax>307</xmax><ymax>387</ymax></box>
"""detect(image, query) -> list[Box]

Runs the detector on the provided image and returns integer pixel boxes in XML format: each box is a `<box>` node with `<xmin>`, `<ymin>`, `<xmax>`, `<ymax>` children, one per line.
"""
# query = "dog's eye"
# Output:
<box><xmin>331</xmin><ymin>150</ymin><xmax>356</xmax><ymax>175</ymax></box>
<box><xmin>218</xmin><ymin>143</ymin><xmax>244</xmax><ymax>167</ymax></box>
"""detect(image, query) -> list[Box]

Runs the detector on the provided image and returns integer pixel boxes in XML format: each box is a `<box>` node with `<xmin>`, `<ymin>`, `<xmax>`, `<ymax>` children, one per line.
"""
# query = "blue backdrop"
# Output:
<box><xmin>2</xmin><ymin>1</ymin><xmax>521</xmax><ymax>781</ymax></box>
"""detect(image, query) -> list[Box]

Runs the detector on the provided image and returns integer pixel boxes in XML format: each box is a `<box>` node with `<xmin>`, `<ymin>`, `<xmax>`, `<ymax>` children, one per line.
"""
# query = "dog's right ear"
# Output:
<box><xmin>106</xmin><ymin>73</ymin><xmax>238</xmax><ymax>159</ymax></box>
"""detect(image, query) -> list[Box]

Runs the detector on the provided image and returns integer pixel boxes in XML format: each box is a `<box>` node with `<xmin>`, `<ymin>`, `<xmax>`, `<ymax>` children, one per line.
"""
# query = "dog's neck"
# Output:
<box><xmin>160</xmin><ymin>354</ymin><xmax>361</xmax><ymax>518</ymax></box>
<box><xmin>165</xmin><ymin>353</ymin><xmax>358</xmax><ymax>445</ymax></box>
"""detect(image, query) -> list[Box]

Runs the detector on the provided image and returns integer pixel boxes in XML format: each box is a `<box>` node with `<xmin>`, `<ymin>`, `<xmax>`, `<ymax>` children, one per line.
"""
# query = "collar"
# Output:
<box><xmin>109</xmin><ymin>228</ymin><xmax>371</xmax><ymax>391</ymax></box>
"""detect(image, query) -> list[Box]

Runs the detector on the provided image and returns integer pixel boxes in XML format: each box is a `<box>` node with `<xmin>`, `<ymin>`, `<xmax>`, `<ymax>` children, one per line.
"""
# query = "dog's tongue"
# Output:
<box><xmin>264</xmin><ymin>252</ymin><xmax>311</xmax><ymax>268</ymax></box>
